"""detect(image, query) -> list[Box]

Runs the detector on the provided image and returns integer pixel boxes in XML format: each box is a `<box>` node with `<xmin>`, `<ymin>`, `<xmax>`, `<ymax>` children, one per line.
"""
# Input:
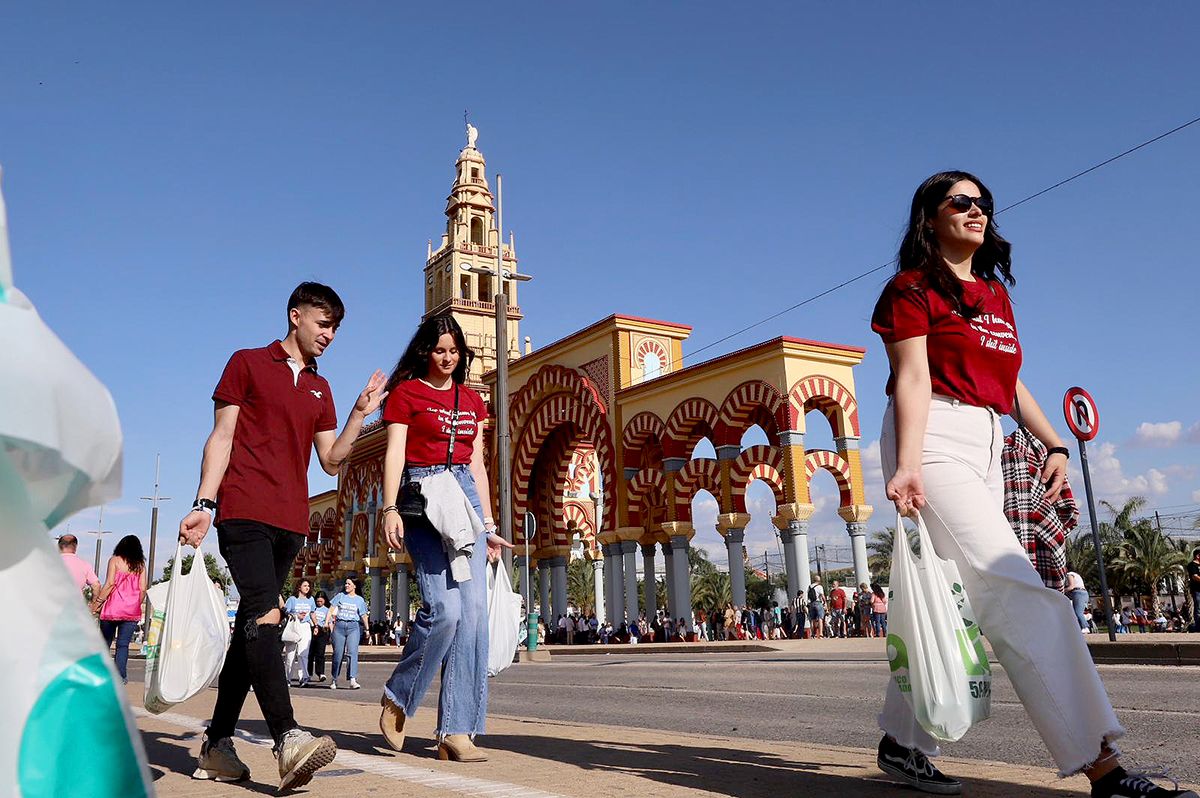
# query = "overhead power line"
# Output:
<box><xmin>680</xmin><ymin>113</ymin><xmax>1200</xmax><ymax>364</ymax></box>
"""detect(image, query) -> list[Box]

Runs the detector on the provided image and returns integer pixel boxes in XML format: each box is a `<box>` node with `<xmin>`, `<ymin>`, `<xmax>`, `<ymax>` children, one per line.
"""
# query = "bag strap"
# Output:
<box><xmin>445</xmin><ymin>384</ymin><xmax>461</xmax><ymax>469</ymax></box>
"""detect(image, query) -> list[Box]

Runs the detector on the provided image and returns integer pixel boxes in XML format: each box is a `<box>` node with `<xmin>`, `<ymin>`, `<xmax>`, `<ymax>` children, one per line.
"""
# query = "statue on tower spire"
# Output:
<box><xmin>466</xmin><ymin>122</ymin><xmax>479</xmax><ymax>150</ymax></box>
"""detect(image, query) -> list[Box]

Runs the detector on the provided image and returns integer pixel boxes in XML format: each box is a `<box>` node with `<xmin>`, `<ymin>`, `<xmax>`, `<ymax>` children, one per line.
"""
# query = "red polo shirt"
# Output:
<box><xmin>213</xmin><ymin>341</ymin><xmax>337</xmax><ymax>535</ymax></box>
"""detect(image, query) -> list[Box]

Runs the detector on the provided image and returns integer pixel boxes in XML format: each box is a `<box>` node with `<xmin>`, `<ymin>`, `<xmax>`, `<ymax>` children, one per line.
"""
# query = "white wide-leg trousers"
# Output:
<box><xmin>878</xmin><ymin>396</ymin><xmax>1123</xmax><ymax>776</ymax></box>
<box><xmin>283</xmin><ymin>623</ymin><xmax>312</xmax><ymax>682</ymax></box>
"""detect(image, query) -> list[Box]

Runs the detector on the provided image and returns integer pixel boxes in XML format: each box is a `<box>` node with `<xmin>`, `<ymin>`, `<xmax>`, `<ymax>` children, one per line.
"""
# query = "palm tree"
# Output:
<box><xmin>1095</xmin><ymin>497</ymin><xmax>1150</xmax><ymax>608</ymax></box>
<box><xmin>867</xmin><ymin>527</ymin><xmax>896</xmax><ymax>585</ymax></box>
<box><xmin>867</xmin><ymin>525</ymin><xmax>916</xmax><ymax>586</ymax></box>
<box><xmin>567</xmin><ymin>557</ymin><xmax>594</xmax><ymax>611</ymax></box>
<box><xmin>691</xmin><ymin>569</ymin><xmax>732</xmax><ymax>610</ymax></box>
<box><xmin>1111</xmin><ymin>515</ymin><xmax>1187</xmax><ymax>618</ymax></box>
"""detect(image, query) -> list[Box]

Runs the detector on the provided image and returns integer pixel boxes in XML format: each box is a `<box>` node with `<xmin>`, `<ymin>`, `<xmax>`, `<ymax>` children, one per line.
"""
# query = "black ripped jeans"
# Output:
<box><xmin>207</xmin><ymin>519</ymin><xmax>305</xmax><ymax>746</ymax></box>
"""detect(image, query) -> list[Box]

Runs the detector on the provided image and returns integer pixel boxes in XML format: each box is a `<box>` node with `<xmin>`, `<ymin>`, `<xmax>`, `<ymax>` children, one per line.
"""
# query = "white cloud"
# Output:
<box><xmin>861</xmin><ymin>439</ymin><xmax>884</xmax><ymax>484</ymax></box>
<box><xmin>1075</xmin><ymin>442</ymin><xmax>1170</xmax><ymax>502</ymax></box>
<box><xmin>1130</xmin><ymin>421</ymin><xmax>1183</xmax><ymax>448</ymax></box>
<box><xmin>1192</xmin><ymin>489</ymin><xmax>1200</xmax><ymax>503</ymax></box>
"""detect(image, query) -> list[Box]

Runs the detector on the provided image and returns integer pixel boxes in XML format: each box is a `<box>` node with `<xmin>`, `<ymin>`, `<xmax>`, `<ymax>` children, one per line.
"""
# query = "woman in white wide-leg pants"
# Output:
<box><xmin>868</xmin><ymin>170</ymin><xmax>1194</xmax><ymax>798</ymax></box>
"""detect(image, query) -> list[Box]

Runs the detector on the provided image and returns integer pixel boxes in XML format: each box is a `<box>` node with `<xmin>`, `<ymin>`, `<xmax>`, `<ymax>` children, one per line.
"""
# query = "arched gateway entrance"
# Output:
<box><xmin>489</xmin><ymin>316</ymin><xmax>872</xmax><ymax>634</ymax></box>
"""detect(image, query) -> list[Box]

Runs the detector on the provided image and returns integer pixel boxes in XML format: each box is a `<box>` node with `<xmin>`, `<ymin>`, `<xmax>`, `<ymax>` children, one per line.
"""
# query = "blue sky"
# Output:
<box><xmin>4</xmin><ymin>4</ymin><xmax>1198</xmax><ymax>578</ymax></box>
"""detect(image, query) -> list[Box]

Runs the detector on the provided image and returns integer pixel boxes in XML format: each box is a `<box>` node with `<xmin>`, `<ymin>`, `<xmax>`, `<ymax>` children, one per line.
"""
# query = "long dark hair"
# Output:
<box><xmin>871</xmin><ymin>582</ymin><xmax>885</xmax><ymax>600</ymax></box>
<box><xmin>293</xmin><ymin>579</ymin><xmax>311</xmax><ymax>597</ymax></box>
<box><xmin>894</xmin><ymin>170</ymin><xmax>1014</xmax><ymax>319</ymax></box>
<box><xmin>385</xmin><ymin>314</ymin><xmax>475</xmax><ymax>394</ymax></box>
<box><xmin>113</xmin><ymin>535</ymin><xmax>145</xmax><ymax>573</ymax></box>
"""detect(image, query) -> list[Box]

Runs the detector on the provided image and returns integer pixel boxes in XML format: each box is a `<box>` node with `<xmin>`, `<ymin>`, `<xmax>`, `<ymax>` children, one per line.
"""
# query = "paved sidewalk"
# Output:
<box><xmin>133</xmin><ymin>685</ymin><xmax>1097</xmax><ymax>797</ymax></box>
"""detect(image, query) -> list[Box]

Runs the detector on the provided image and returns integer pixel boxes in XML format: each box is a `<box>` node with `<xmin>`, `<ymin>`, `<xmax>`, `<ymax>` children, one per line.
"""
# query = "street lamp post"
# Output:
<box><xmin>90</xmin><ymin>506</ymin><xmax>113</xmax><ymax>575</ymax></box>
<box><xmin>140</xmin><ymin>454</ymin><xmax>171</xmax><ymax>628</ymax></box>
<box><xmin>464</xmin><ymin>173</ymin><xmax>532</xmax><ymax>574</ymax></box>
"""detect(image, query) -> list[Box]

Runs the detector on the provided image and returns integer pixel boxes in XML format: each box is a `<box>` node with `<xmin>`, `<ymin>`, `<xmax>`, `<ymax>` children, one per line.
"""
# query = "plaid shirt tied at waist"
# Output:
<box><xmin>1001</xmin><ymin>424</ymin><xmax>1079</xmax><ymax>592</ymax></box>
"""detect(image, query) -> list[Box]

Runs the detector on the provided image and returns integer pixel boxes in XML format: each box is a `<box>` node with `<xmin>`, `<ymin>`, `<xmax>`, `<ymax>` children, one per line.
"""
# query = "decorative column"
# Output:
<box><xmin>367</xmin><ymin>497</ymin><xmax>384</xmax><ymax>622</ymax></box>
<box><xmin>393</xmin><ymin>562</ymin><xmax>410</xmax><ymax>621</ymax></box>
<box><xmin>598</xmin><ymin>532</ymin><xmax>624</xmax><ymax>625</ymax></box>
<box><xmin>592</xmin><ymin>557</ymin><xmax>607</xmax><ymax>623</ymax></box>
<box><xmin>341</xmin><ymin>501</ymin><xmax>354</xmax><ymax>560</ymax></box>
<box><xmin>550</xmin><ymin>555</ymin><xmax>569</xmax><ymax>623</ymax></box>
<box><xmin>839</xmin><ymin>504</ymin><xmax>874</xmax><ymax>589</ymax></box>
<box><xmin>641</xmin><ymin>543</ymin><xmax>658</xmax><ymax>620</ymax></box>
<box><xmin>848</xmin><ymin>522</ymin><xmax>870</xmax><ymax>587</ymax></box>
<box><xmin>620</xmin><ymin>536</ymin><xmax>640</xmax><ymax>621</ymax></box>
<box><xmin>538</xmin><ymin>559</ymin><xmax>552</xmax><ymax>619</ymax></box>
<box><xmin>660</xmin><ymin>537</ymin><xmax>676</xmax><ymax>621</ymax></box>
<box><xmin>778</xmin><ymin>503</ymin><xmax>814</xmax><ymax>604</ymax></box>
<box><xmin>662</xmin><ymin>522</ymin><xmax>695</xmax><ymax>632</ymax></box>
<box><xmin>716</xmin><ymin>513</ymin><xmax>751</xmax><ymax>608</ymax></box>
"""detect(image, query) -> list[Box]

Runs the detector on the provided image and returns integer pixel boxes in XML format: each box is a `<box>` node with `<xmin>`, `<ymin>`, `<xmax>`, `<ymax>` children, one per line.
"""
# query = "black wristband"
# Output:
<box><xmin>1047</xmin><ymin>447</ymin><xmax>1070</xmax><ymax>459</ymax></box>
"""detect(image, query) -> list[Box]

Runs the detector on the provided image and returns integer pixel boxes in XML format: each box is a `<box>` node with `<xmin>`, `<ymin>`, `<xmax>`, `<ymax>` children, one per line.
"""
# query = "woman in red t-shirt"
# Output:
<box><xmin>869</xmin><ymin>172</ymin><xmax>1191</xmax><ymax>798</ymax></box>
<box><xmin>376</xmin><ymin>314</ymin><xmax>512</xmax><ymax>763</ymax></box>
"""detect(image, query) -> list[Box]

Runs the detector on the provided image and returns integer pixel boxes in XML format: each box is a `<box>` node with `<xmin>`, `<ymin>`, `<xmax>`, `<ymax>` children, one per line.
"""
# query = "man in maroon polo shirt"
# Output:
<box><xmin>178</xmin><ymin>282</ymin><xmax>386</xmax><ymax>791</ymax></box>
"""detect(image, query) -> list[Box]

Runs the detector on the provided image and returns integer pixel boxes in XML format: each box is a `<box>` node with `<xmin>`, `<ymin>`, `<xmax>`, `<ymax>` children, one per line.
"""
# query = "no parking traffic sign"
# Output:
<box><xmin>1063</xmin><ymin>385</ymin><xmax>1115</xmax><ymax>639</ymax></box>
<box><xmin>1063</xmin><ymin>386</ymin><xmax>1099</xmax><ymax>442</ymax></box>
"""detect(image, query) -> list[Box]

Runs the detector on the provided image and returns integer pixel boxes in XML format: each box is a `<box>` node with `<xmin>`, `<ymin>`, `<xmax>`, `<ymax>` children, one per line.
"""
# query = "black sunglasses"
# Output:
<box><xmin>943</xmin><ymin>194</ymin><xmax>993</xmax><ymax>215</ymax></box>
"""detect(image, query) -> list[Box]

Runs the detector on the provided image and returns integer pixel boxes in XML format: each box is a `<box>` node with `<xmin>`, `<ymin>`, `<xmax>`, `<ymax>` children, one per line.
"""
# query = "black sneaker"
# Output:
<box><xmin>877</xmin><ymin>735</ymin><xmax>962</xmax><ymax>795</ymax></box>
<box><xmin>1090</xmin><ymin>768</ymin><xmax>1198</xmax><ymax>798</ymax></box>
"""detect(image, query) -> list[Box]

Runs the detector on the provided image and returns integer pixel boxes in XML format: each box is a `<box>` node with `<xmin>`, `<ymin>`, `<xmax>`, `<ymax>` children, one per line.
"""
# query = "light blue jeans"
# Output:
<box><xmin>331</xmin><ymin>619</ymin><xmax>361</xmax><ymax>680</ymax></box>
<box><xmin>384</xmin><ymin>464</ymin><xmax>489</xmax><ymax>737</ymax></box>
<box><xmin>1068</xmin><ymin>589</ymin><xmax>1089</xmax><ymax>631</ymax></box>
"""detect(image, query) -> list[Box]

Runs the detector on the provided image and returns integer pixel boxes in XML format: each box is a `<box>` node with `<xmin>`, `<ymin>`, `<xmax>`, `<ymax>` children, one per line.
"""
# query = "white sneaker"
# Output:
<box><xmin>193</xmin><ymin>736</ymin><xmax>250</xmax><ymax>782</ymax></box>
<box><xmin>329</xmin><ymin>680</ymin><xmax>338</xmax><ymax>690</ymax></box>
<box><xmin>349</xmin><ymin>678</ymin><xmax>361</xmax><ymax>690</ymax></box>
<box><xmin>275</xmin><ymin>728</ymin><xmax>337</xmax><ymax>792</ymax></box>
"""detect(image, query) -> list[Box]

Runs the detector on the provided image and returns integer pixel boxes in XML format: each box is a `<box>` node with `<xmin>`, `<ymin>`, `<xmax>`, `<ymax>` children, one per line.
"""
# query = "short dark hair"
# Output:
<box><xmin>58</xmin><ymin>534</ymin><xmax>78</xmax><ymax>551</ymax></box>
<box><xmin>287</xmin><ymin>282</ymin><xmax>345</xmax><ymax>327</ymax></box>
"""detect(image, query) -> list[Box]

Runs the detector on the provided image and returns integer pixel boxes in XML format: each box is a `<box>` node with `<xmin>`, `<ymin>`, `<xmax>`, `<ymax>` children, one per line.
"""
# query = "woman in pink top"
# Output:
<box><xmin>869</xmin><ymin>582</ymin><xmax>888</xmax><ymax>638</ymax></box>
<box><xmin>92</xmin><ymin>535</ymin><xmax>148</xmax><ymax>683</ymax></box>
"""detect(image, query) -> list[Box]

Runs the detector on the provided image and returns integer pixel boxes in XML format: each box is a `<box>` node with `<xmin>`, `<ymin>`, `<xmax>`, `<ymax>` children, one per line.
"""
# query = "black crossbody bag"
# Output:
<box><xmin>397</xmin><ymin>384</ymin><xmax>460</xmax><ymax>520</ymax></box>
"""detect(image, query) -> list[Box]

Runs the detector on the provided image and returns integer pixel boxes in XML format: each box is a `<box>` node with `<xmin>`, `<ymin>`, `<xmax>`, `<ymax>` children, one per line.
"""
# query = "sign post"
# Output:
<box><xmin>1063</xmin><ymin>387</ymin><xmax>1116</xmax><ymax>642</ymax></box>
<box><xmin>523</xmin><ymin>511</ymin><xmax>538</xmax><ymax>650</ymax></box>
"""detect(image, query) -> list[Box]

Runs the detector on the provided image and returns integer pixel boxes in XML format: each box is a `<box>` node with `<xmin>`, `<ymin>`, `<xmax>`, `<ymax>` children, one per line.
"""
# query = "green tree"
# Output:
<box><xmin>867</xmin><ymin>525</ymin><xmax>916</xmax><ymax>587</ymax></box>
<box><xmin>691</xmin><ymin>569</ymin><xmax>731</xmax><ymax>611</ymax></box>
<box><xmin>567</xmin><ymin>557</ymin><xmax>594</xmax><ymax>611</ymax></box>
<box><xmin>1112</xmin><ymin>521</ymin><xmax>1187</xmax><ymax>618</ymax></box>
<box><xmin>156</xmin><ymin>552</ymin><xmax>231</xmax><ymax>593</ymax></box>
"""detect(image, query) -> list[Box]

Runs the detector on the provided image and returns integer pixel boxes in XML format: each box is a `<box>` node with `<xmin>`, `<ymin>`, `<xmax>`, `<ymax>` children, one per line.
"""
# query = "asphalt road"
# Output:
<box><xmin>126</xmin><ymin>652</ymin><xmax>1199</xmax><ymax>784</ymax></box>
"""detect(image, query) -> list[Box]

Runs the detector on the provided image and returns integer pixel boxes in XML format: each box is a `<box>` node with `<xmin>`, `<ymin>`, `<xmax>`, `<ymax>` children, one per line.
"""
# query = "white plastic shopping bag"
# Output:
<box><xmin>886</xmin><ymin>511</ymin><xmax>991</xmax><ymax>742</ymax></box>
<box><xmin>143</xmin><ymin>542</ymin><xmax>230</xmax><ymax>713</ymax></box>
<box><xmin>486</xmin><ymin>562</ymin><xmax>524</xmax><ymax>677</ymax></box>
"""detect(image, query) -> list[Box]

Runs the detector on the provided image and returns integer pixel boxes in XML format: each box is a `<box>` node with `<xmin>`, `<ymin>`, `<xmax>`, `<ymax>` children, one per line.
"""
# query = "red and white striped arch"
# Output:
<box><xmin>627</xmin><ymin>467</ymin><xmax>667</xmax><ymax>528</ymax></box>
<box><xmin>729</xmin><ymin>445</ymin><xmax>786</xmax><ymax>513</ymax></box>
<box><xmin>804</xmin><ymin>449</ymin><xmax>854</xmax><ymax>506</ymax></box>
<box><xmin>714</xmin><ymin>380</ymin><xmax>787</xmax><ymax>447</ymax></box>
<box><xmin>512</xmin><ymin>392</ymin><xmax>616</xmax><ymax>546</ymax></box>
<box><xmin>673</xmin><ymin>458</ymin><xmax>723</xmax><ymax>521</ymax></box>
<box><xmin>622</xmin><ymin>411</ymin><xmax>666</xmax><ymax>468</ymax></box>
<box><xmin>562</xmin><ymin>499</ymin><xmax>598</xmax><ymax>550</ymax></box>
<box><xmin>788</xmin><ymin>375</ymin><xmax>860</xmax><ymax>437</ymax></box>
<box><xmin>509</xmin><ymin>364</ymin><xmax>607</xmax><ymax>433</ymax></box>
<box><xmin>663</xmin><ymin>397</ymin><xmax>720</xmax><ymax>458</ymax></box>
<box><xmin>633</xmin><ymin>337</ymin><xmax>670</xmax><ymax>371</ymax></box>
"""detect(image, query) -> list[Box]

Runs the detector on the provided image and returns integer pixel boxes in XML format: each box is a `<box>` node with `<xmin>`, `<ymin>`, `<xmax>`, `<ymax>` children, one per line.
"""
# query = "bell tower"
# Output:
<box><xmin>423</xmin><ymin>125</ymin><xmax>523</xmax><ymax>397</ymax></box>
